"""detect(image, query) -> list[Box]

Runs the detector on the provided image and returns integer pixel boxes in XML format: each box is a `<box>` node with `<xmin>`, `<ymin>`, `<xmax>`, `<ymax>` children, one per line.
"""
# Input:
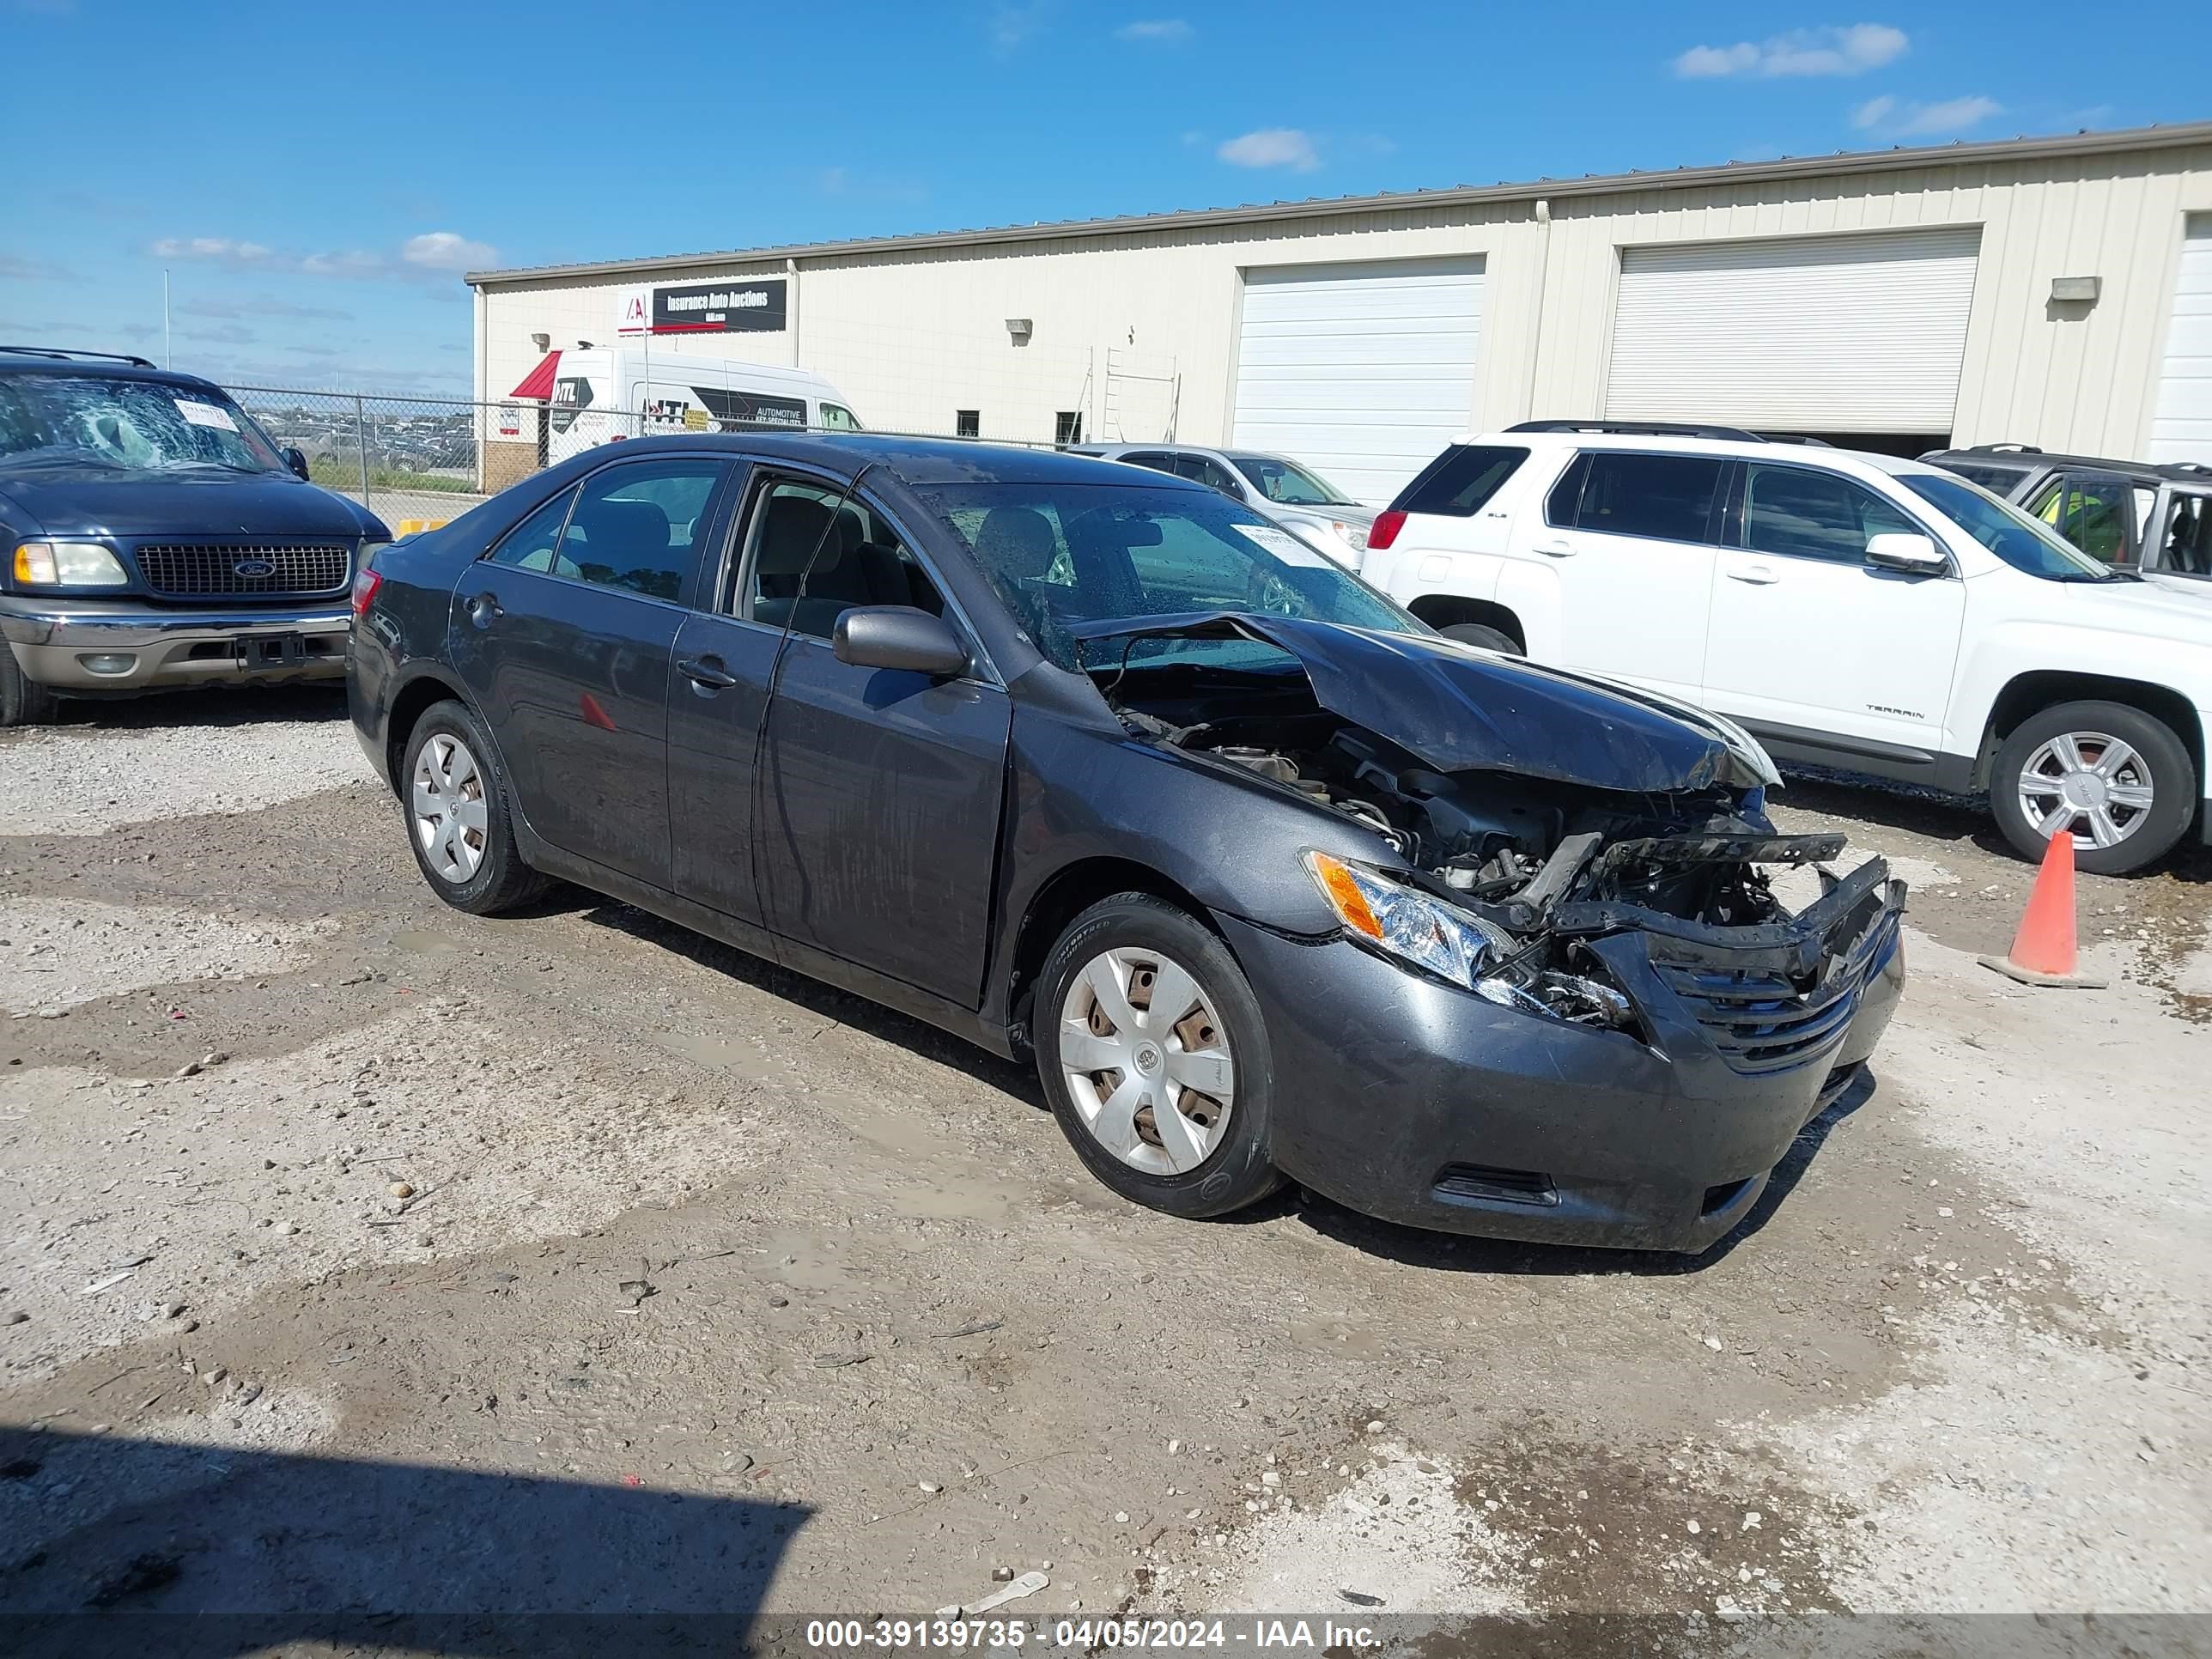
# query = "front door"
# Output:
<box><xmin>1530</xmin><ymin>449</ymin><xmax>1727</xmax><ymax>702</ymax></box>
<box><xmin>720</xmin><ymin>478</ymin><xmax>1012</xmax><ymax>1007</ymax></box>
<box><xmin>447</xmin><ymin>455</ymin><xmax>732</xmax><ymax>889</ymax></box>
<box><xmin>1702</xmin><ymin>459</ymin><xmax>1966</xmax><ymax>757</ymax></box>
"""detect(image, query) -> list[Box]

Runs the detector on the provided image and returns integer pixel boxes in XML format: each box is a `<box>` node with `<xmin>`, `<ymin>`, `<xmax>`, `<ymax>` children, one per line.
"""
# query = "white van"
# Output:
<box><xmin>545</xmin><ymin>349</ymin><xmax>862</xmax><ymax>464</ymax></box>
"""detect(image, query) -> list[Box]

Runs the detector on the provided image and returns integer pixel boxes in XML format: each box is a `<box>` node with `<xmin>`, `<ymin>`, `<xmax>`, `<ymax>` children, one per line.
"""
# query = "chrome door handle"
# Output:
<box><xmin>1726</xmin><ymin>564</ymin><xmax>1779</xmax><ymax>585</ymax></box>
<box><xmin>678</xmin><ymin>656</ymin><xmax>738</xmax><ymax>690</ymax></box>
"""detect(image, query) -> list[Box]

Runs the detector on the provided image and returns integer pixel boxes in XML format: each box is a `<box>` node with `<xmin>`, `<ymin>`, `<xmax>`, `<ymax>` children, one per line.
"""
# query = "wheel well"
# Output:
<box><xmin>1405</xmin><ymin>593</ymin><xmax>1525</xmax><ymax>648</ymax></box>
<box><xmin>1004</xmin><ymin>858</ymin><xmax>1214</xmax><ymax>1049</ymax></box>
<box><xmin>384</xmin><ymin>673</ymin><xmax>469</xmax><ymax>793</ymax></box>
<box><xmin>1978</xmin><ymin>672</ymin><xmax>2204</xmax><ymax>790</ymax></box>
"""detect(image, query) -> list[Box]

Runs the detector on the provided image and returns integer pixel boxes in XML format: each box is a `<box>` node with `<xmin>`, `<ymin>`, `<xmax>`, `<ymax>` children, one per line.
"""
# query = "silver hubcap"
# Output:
<box><xmin>1059</xmin><ymin>946</ymin><xmax>1236</xmax><ymax>1176</ymax></box>
<box><xmin>411</xmin><ymin>732</ymin><xmax>490</xmax><ymax>883</ymax></box>
<box><xmin>2016</xmin><ymin>731</ymin><xmax>2156</xmax><ymax>851</ymax></box>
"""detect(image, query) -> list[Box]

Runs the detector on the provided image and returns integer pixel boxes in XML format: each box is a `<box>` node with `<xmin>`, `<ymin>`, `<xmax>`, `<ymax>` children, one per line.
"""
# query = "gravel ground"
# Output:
<box><xmin>0</xmin><ymin>696</ymin><xmax>2205</xmax><ymax>1645</ymax></box>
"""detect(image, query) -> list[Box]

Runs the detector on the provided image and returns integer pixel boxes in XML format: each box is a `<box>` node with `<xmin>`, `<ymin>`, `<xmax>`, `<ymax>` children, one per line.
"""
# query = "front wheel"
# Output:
<box><xmin>399</xmin><ymin>701</ymin><xmax>546</xmax><ymax>914</ymax></box>
<box><xmin>0</xmin><ymin>644</ymin><xmax>58</xmax><ymax>728</ymax></box>
<box><xmin>1990</xmin><ymin>700</ymin><xmax>2197</xmax><ymax>876</ymax></box>
<box><xmin>1034</xmin><ymin>894</ymin><xmax>1284</xmax><ymax>1221</ymax></box>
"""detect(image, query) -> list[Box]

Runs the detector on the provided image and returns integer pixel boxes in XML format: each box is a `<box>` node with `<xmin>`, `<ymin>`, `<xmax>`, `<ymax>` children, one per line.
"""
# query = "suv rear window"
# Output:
<box><xmin>1936</xmin><ymin>461</ymin><xmax>2031</xmax><ymax>494</ymax></box>
<box><xmin>1394</xmin><ymin>445</ymin><xmax>1528</xmax><ymax>517</ymax></box>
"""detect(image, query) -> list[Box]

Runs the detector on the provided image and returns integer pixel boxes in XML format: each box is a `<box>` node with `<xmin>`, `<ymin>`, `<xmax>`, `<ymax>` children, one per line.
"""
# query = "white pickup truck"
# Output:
<box><xmin>1359</xmin><ymin>422</ymin><xmax>2212</xmax><ymax>875</ymax></box>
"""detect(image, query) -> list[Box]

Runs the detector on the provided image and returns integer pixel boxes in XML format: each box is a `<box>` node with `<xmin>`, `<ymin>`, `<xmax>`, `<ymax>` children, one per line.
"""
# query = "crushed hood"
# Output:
<box><xmin>1073</xmin><ymin>612</ymin><xmax>1780</xmax><ymax>794</ymax></box>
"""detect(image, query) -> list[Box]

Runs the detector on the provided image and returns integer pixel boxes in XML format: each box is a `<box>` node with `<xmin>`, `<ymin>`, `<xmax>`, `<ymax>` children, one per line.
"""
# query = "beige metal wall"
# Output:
<box><xmin>477</xmin><ymin>137</ymin><xmax>2212</xmax><ymax>459</ymax></box>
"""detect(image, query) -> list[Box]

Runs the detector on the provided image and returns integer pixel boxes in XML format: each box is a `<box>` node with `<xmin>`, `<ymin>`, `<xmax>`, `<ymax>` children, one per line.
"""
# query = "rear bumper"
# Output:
<box><xmin>0</xmin><ymin>596</ymin><xmax>349</xmax><ymax>692</ymax></box>
<box><xmin>1222</xmin><ymin>868</ymin><xmax>1906</xmax><ymax>1254</ymax></box>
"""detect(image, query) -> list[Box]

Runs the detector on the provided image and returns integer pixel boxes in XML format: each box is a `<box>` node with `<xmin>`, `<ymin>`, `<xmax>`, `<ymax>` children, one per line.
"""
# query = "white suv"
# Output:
<box><xmin>1360</xmin><ymin>422</ymin><xmax>2212</xmax><ymax>875</ymax></box>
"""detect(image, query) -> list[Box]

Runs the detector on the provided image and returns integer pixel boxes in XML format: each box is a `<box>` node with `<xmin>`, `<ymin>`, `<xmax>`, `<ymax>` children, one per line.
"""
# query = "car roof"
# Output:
<box><xmin>1468</xmin><ymin>425</ymin><xmax>1917</xmax><ymax>473</ymax></box>
<box><xmin>586</xmin><ymin>431</ymin><xmax>1217</xmax><ymax>489</ymax></box>
<box><xmin>1922</xmin><ymin>445</ymin><xmax>2203</xmax><ymax>483</ymax></box>
<box><xmin>0</xmin><ymin>348</ymin><xmax>223</xmax><ymax>392</ymax></box>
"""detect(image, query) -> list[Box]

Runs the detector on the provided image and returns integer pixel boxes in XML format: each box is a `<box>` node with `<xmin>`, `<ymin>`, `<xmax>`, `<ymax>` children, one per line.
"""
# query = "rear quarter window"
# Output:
<box><xmin>1393</xmin><ymin>445</ymin><xmax>1528</xmax><ymax>517</ymax></box>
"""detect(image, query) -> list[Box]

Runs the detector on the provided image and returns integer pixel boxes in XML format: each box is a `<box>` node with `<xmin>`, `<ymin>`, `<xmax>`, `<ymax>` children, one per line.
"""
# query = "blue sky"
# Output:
<box><xmin>3</xmin><ymin>0</ymin><xmax>2203</xmax><ymax>395</ymax></box>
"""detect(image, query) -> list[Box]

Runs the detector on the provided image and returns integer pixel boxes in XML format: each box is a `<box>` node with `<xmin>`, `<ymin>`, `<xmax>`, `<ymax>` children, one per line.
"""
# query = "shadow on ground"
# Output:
<box><xmin>23</xmin><ymin>684</ymin><xmax>349</xmax><ymax>734</ymax></box>
<box><xmin>0</xmin><ymin>1425</ymin><xmax>804</xmax><ymax>1656</ymax></box>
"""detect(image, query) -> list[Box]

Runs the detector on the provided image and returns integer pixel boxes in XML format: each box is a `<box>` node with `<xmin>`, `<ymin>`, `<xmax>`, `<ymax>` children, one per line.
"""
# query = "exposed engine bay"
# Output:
<box><xmin>1110</xmin><ymin>670</ymin><xmax>1871</xmax><ymax>1037</ymax></box>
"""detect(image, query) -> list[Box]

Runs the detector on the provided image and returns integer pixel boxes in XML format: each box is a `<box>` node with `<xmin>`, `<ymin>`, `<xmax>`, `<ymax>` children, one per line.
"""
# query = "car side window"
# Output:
<box><xmin>2160</xmin><ymin>492</ymin><xmax>2212</xmax><ymax>577</ymax></box>
<box><xmin>1577</xmin><ymin>453</ymin><xmax>1727</xmax><ymax>545</ymax></box>
<box><xmin>741</xmin><ymin>477</ymin><xmax>948</xmax><ymax>640</ymax></box>
<box><xmin>1172</xmin><ymin>454</ymin><xmax>1243</xmax><ymax>496</ymax></box>
<box><xmin>487</xmin><ymin>485</ymin><xmax>580</xmax><ymax>572</ymax></box>
<box><xmin>2027</xmin><ymin>474</ymin><xmax>2131</xmax><ymax>565</ymax></box>
<box><xmin>1544</xmin><ymin>453</ymin><xmax>1592</xmax><ymax>527</ymax></box>
<box><xmin>1741</xmin><ymin>463</ymin><xmax>1920</xmax><ymax>563</ymax></box>
<box><xmin>552</xmin><ymin>459</ymin><xmax>726</xmax><ymax>602</ymax></box>
<box><xmin>1120</xmin><ymin>452</ymin><xmax>1176</xmax><ymax>476</ymax></box>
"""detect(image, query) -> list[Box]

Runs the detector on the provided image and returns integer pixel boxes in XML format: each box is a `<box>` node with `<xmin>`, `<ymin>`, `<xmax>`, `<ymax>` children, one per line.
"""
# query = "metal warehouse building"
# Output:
<box><xmin>468</xmin><ymin>121</ymin><xmax>2212</xmax><ymax>505</ymax></box>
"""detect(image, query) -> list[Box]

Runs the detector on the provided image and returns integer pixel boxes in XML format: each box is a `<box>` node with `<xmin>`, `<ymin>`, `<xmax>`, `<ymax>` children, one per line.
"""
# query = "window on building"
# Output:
<box><xmin>955</xmin><ymin>410</ymin><xmax>981</xmax><ymax>440</ymax></box>
<box><xmin>1741</xmin><ymin>463</ymin><xmax>1920</xmax><ymax>563</ymax></box>
<box><xmin>1054</xmin><ymin>410</ymin><xmax>1085</xmax><ymax>445</ymax></box>
<box><xmin>1574</xmin><ymin>453</ymin><xmax>1726</xmax><ymax>545</ymax></box>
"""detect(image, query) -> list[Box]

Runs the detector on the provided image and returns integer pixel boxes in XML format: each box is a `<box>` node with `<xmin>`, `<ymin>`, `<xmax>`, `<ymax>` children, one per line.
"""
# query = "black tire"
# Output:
<box><xmin>398</xmin><ymin>700</ymin><xmax>547</xmax><ymax>915</ymax></box>
<box><xmin>1989</xmin><ymin>700</ymin><xmax>2197</xmax><ymax>876</ymax></box>
<box><xmin>1441</xmin><ymin>622</ymin><xmax>1522</xmax><ymax>655</ymax></box>
<box><xmin>0</xmin><ymin>644</ymin><xmax>58</xmax><ymax>729</ymax></box>
<box><xmin>1035</xmin><ymin>893</ymin><xmax>1285</xmax><ymax>1221</ymax></box>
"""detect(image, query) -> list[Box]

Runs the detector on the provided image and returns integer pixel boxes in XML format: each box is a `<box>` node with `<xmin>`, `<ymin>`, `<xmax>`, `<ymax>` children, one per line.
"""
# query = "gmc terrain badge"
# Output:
<box><xmin>233</xmin><ymin>557</ymin><xmax>277</xmax><ymax>578</ymax></box>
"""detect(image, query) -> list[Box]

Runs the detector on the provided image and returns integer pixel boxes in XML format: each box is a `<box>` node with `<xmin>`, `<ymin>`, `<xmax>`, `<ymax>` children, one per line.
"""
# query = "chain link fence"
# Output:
<box><xmin>224</xmin><ymin>368</ymin><xmax>1159</xmax><ymax>532</ymax></box>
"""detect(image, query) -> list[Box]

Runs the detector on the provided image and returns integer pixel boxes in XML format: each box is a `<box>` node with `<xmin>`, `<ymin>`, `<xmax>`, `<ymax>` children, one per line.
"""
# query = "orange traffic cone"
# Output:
<box><xmin>1978</xmin><ymin>831</ymin><xmax>2109</xmax><ymax>988</ymax></box>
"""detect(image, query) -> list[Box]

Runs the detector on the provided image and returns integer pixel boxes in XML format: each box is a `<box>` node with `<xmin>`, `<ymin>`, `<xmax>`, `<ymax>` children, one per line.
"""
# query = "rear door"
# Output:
<box><xmin>449</xmin><ymin>454</ymin><xmax>733</xmax><ymax>890</ymax></box>
<box><xmin>1702</xmin><ymin>459</ymin><xmax>1965</xmax><ymax>757</ymax></box>
<box><xmin>1528</xmin><ymin>449</ymin><xmax>1726</xmax><ymax>702</ymax></box>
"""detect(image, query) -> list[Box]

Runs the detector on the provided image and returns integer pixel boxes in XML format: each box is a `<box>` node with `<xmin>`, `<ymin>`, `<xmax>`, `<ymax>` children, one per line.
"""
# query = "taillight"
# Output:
<box><xmin>1367</xmin><ymin>509</ymin><xmax>1406</xmax><ymax>550</ymax></box>
<box><xmin>350</xmin><ymin>568</ymin><xmax>383</xmax><ymax>617</ymax></box>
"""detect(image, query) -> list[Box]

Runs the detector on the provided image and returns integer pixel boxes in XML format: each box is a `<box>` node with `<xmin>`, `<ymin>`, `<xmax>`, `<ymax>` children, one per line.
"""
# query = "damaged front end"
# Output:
<box><xmin>1086</xmin><ymin>612</ymin><xmax>1905</xmax><ymax>1067</ymax></box>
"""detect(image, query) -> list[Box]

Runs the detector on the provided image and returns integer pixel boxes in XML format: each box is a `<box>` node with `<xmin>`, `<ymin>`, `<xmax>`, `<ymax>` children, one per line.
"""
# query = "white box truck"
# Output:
<box><xmin>545</xmin><ymin>349</ymin><xmax>863</xmax><ymax>464</ymax></box>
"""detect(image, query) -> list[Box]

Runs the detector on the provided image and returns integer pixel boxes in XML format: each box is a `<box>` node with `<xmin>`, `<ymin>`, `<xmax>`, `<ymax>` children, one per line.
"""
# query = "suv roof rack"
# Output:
<box><xmin>0</xmin><ymin>344</ymin><xmax>160</xmax><ymax>369</ymax></box>
<box><xmin>1505</xmin><ymin>419</ymin><xmax>1826</xmax><ymax>447</ymax></box>
<box><xmin>1960</xmin><ymin>442</ymin><xmax>2044</xmax><ymax>455</ymax></box>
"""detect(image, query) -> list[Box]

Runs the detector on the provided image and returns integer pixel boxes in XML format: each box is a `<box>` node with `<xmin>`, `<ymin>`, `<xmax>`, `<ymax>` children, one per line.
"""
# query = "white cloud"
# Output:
<box><xmin>1674</xmin><ymin>22</ymin><xmax>1906</xmax><ymax>77</ymax></box>
<box><xmin>1116</xmin><ymin>17</ymin><xmax>1190</xmax><ymax>42</ymax></box>
<box><xmin>1853</xmin><ymin>93</ymin><xmax>2000</xmax><ymax>136</ymax></box>
<box><xmin>149</xmin><ymin>231</ymin><xmax>494</xmax><ymax>282</ymax></box>
<box><xmin>1217</xmin><ymin>128</ymin><xmax>1320</xmax><ymax>171</ymax></box>
<box><xmin>401</xmin><ymin>231</ymin><xmax>497</xmax><ymax>272</ymax></box>
<box><xmin>0</xmin><ymin>252</ymin><xmax>79</xmax><ymax>282</ymax></box>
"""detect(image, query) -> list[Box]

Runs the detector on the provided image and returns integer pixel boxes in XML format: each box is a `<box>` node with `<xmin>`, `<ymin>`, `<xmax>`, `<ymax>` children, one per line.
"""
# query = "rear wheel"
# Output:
<box><xmin>1441</xmin><ymin>622</ymin><xmax>1522</xmax><ymax>655</ymax></box>
<box><xmin>1990</xmin><ymin>700</ymin><xmax>2196</xmax><ymax>876</ymax></box>
<box><xmin>1035</xmin><ymin>894</ymin><xmax>1284</xmax><ymax>1221</ymax></box>
<box><xmin>0</xmin><ymin>645</ymin><xmax>58</xmax><ymax>729</ymax></box>
<box><xmin>400</xmin><ymin>701</ymin><xmax>546</xmax><ymax>914</ymax></box>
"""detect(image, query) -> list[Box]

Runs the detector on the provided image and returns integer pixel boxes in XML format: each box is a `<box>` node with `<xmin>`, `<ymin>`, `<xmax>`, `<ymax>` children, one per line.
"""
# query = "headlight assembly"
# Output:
<box><xmin>1304</xmin><ymin>850</ymin><xmax>1511</xmax><ymax>991</ymax></box>
<box><xmin>13</xmin><ymin>540</ymin><xmax>129</xmax><ymax>588</ymax></box>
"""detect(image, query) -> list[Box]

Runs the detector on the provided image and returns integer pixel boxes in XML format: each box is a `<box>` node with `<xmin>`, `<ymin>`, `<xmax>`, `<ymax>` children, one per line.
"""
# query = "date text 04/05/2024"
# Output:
<box><xmin>804</xmin><ymin>1619</ymin><xmax>1382</xmax><ymax>1650</ymax></box>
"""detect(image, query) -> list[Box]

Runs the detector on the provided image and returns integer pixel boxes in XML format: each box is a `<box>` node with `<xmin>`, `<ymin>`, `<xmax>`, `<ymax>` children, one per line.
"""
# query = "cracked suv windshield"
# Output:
<box><xmin>0</xmin><ymin>374</ymin><xmax>283</xmax><ymax>473</ymax></box>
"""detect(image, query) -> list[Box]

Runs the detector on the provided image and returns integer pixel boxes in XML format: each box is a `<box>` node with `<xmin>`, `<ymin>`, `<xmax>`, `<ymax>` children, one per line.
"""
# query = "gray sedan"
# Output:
<box><xmin>1070</xmin><ymin>442</ymin><xmax>1376</xmax><ymax>567</ymax></box>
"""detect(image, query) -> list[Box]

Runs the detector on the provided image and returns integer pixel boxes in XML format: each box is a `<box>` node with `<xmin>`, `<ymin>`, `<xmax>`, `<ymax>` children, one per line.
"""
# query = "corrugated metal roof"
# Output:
<box><xmin>466</xmin><ymin>121</ymin><xmax>2212</xmax><ymax>288</ymax></box>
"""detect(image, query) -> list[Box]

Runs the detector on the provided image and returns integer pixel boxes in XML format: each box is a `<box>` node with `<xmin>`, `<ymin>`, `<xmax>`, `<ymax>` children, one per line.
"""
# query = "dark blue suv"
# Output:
<box><xmin>0</xmin><ymin>346</ymin><xmax>390</xmax><ymax>725</ymax></box>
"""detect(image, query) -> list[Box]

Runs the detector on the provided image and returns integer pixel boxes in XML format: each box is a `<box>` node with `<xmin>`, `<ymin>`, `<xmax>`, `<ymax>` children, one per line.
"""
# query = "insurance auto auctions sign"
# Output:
<box><xmin>617</xmin><ymin>280</ymin><xmax>787</xmax><ymax>336</ymax></box>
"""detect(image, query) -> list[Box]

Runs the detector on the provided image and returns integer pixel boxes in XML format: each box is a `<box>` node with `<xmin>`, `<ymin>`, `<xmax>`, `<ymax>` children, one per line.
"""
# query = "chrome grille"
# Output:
<box><xmin>133</xmin><ymin>542</ymin><xmax>351</xmax><ymax>598</ymax></box>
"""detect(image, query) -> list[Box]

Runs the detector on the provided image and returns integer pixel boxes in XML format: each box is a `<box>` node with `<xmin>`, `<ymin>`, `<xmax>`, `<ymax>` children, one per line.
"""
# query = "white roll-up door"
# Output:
<box><xmin>1605</xmin><ymin>228</ymin><xmax>1981</xmax><ymax>433</ymax></box>
<box><xmin>2149</xmin><ymin>215</ymin><xmax>2212</xmax><ymax>464</ymax></box>
<box><xmin>1231</xmin><ymin>258</ymin><xmax>1484</xmax><ymax>506</ymax></box>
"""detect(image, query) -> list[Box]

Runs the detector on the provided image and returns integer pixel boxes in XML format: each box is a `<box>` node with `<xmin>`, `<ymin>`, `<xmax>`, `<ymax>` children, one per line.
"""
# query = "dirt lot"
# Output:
<box><xmin>1</xmin><ymin>690</ymin><xmax>2207</xmax><ymax>1644</ymax></box>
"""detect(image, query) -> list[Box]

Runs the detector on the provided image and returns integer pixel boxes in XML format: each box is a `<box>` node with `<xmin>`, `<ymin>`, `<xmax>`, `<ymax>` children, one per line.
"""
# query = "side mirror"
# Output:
<box><xmin>1865</xmin><ymin>532</ymin><xmax>1948</xmax><ymax>576</ymax></box>
<box><xmin>832</xmin><ymin>605</ymin><xmax>969</xmax><ymax>677</ymax></box>
<box><xmin>281</xmin><ymin>446</ymin><xmax>311</xmax><ymax>482</ymax></box>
